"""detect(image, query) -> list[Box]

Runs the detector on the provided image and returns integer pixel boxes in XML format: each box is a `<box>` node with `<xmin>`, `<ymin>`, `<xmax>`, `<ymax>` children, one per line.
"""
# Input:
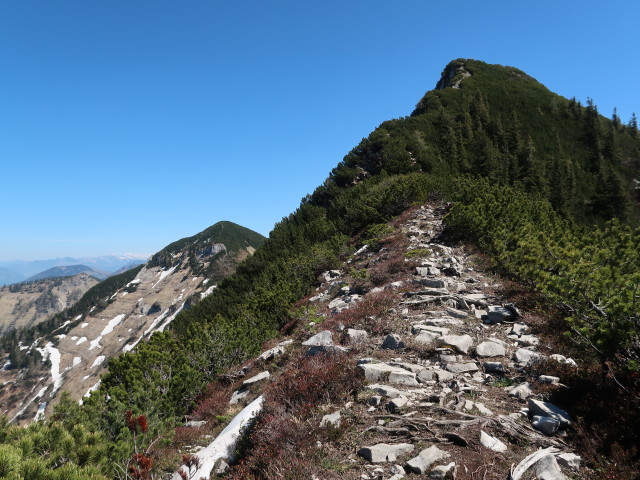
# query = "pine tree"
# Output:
<box><xmin>629</xmin><ymin>112</ymin><xmax>639</xmax><ymax>138</ymax></box>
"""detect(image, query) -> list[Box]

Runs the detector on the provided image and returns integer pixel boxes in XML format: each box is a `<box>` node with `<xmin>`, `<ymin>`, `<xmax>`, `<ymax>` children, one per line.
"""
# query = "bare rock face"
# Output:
<box><xmin>0</xmin><ymin>274</ymin><xmax>99</xmax><ymax>333</ymax></box>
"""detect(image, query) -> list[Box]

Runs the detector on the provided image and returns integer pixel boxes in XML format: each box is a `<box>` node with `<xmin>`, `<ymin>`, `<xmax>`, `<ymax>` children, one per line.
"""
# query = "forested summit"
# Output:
<box><xmin>315</xmin><ymin>59</ymin><xmax>640</xmax><ymax>223</ymax></box>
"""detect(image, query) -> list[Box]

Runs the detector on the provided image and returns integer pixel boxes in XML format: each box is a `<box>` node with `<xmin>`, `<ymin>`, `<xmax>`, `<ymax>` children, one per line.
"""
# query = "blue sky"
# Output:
<box><xmin>1</xmin><ymin>1</ymin><xmax>638</xmax><ymax>261</ymax></box>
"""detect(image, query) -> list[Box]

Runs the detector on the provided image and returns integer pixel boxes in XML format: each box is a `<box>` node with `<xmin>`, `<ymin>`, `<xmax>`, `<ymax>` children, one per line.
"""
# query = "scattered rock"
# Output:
<box><xmin>528</xmin><ymin>398</ymin><xmax>571</xmax><ymax>427</ymax></box>
<box><xmin>320</xmin><ymin>411</ymin><xmax>341</xmax><ymax>427</ymax></box>
<box><xmin>429</xmin><ymin>462</ymin><xmax>456</xmax><ymax>479</ymax></box>
<box><xmin>538</xmin><ymin>375</ymin><xmax>560</xmax><ymax>384</ymax></box>
<box><xmin>516</xmin><ymin>334</ymin><xmax>540</xmax><ymax>347</ymax></box>
<box><xmin>388</xmin><ymin>396</ymin><xmax>409</xmax><ymax>412</ymax></box>
<box><xmin>358</xmin><ymin>443</ymin><xmax>415</xmax><ymax>463</ymax></box>
<box><xmin>508</xmin><ymin>382</ymin><xmax>533</xmax><ymax>400</ymax></box>
<box><xmin>242</xmin><ymin>370</ymin><xmax>270</xmax><ymax>386</ymax></box>
<box><xmin>534</xmin><ymin>453</ymin><xmax>566</xmax><ymax>480</ymax></box>
<box><xmin>405</xmin><ymin>445</ymin><xmax>450</xmax><ymax>474</ymax></box>
<box><xmin>480</xmin><ymin>430</ymin><xmax>508</xmax><ymax>452</ymax></box>
<box><xmin>347</xmin><ymin>329</ymin><xmax>369</xmax><ymax>344</ymax></box>
<box><xmin>303</xmin><ymin>330</ymin><xmax>333</xmax><ymax>346</ymax></box>
<box><xmin>445</xmin><ymin>362</ymin><xmax>478</xmax><ymax>374</ymax></box>
<box><xmin>414</xmin><ymin>331</ymin><xmax>438</xmax><ymax>345</ymax></box>
<box><xmin>486</xmin><ymin>306</ymin><xmax>513</xmax><ymax>323</ymax></box>
<box><xmin>483</xmin><ymin>362</ymin><xmax>505</xmax><ymax>373</ymax></box>
<box><xmin>474</xmin><ymin>403</ymin><xmax>493</xmax><ymax>416</ymax></box>
<box><xmin>432</xmin><ymin>368</ymin><xmax>455</xmax><ymax>381</ymax></box>
<box><xmin>556</xmin><ymin>452</ymin><xmax>581</xmax><ymax>471</ymax></box>
<box><xmin>229</xmin><ymin>389</ymin><xmax>249</xmax><ymax>405</ymax></box>
<box><xmin>359</xmin><ymin>363</ymin><xmax>418</xmax><ymax>386</ymax></box>
<box><xmin>382</xmin><ymin>334</ymin><xmax>405</xmax><ymax>350</ymax></box>
<box><xmin>550</xmin><ymin>354</ymin><xmax>578</xmax><ymax>367</ymax></box>
<box><xmin>514</xmin><ymin>348</ymin><xmax>544</xmax><ymax>365</ymax></box>
<box><xmin>438</xmin><ymin>334</ymin><xmax>474</xmax><ymax>354</ymax></box>
<box><xmin>476</xmin><ymin>341</ymin><xmax>506</xmax><ymax>357</ymax></box>
<box><xmin>420</xmin><ymin>278</ymin><xmax>447</xmax><ymax>289</ymax></box>
<box><xmin>413</xmin><ymin>324</ymin><xmax>450</xmax><ymax>336</ymax></box>
<box><xmin>531</xmin><ymin>415</ymin><xmax>561</xmax><ymax>435</ymax></box>
<box><xmin>510</xmin><ymin>323</ymin><xmax>529</xmax><ymax>336</ymax></box>
<box><xmin>185</xmin><ymin>420</ymin><xmax>207</xmax><ymax>428</ymax></box>
<box><xmin>366</xmin><ymin>384</ymin><xmax>403</xmax><ymax>398</ymax></box>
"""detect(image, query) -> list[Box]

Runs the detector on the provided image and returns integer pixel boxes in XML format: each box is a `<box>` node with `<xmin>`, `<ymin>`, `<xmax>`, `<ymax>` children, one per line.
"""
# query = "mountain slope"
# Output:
<box><xmin>0</xmin><ymin>221</ymin><xmax>265</xmax><ymax>423</ymax></box>
<box><xmin>0</xmin><ymin>273</ymin><xmax>100</xmax><ymax>335</ymax></box>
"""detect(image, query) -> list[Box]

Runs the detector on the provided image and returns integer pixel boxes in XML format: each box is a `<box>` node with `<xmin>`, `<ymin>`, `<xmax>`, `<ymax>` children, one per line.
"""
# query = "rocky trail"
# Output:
<box><xmin>174</xmin><ymin>204</ymin><xmax>584</xmax><ymax>480</ymax></box>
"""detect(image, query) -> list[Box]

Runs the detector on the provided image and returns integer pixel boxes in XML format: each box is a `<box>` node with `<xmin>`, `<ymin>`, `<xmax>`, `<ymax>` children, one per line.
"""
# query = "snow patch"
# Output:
<box><xmin>152</xmin><ymin>265</ymin><xmax>177</xmax><ymax>288</ymax></box>
<box><xmin>81</xmin><ymin>380</ymin><xmax>101</xmax><ymax>402</ymax></box>
<box><xmin>201</xmin><ymin>285</ymin><xmax>217</xmax><ymax>299</ymax></box>
<box><xmin>73</xmin><ymin>314</ymin><xmax>83</xmax><ymax>321</ymax></box>
<box><xmin>91</xmin><ymin>356</ymin><xmax>105</xmax><ymax>368</ymax></box>
<box><xmin>34</xmin><ymin>343</ymin><xmax>63</xmax><ymax>399</ymax></box>
<box><xmin>72</xmin><ymin>357</ymin><xmax>81</xmax><ymax>367</ymax></box>
<box><xmin>172</xmin><ymin>396</ymin><xmax>263</xmax><ymax>480</ymax></box>
<box><xmin>89</xmin><ymin>314</ymin><xmax>126</xmax><ymax>350</ymax></box>
<box><xmin>76</xmin><ymin>337</ymin><xmax>87</xmax><ymax>346</ymax></box>
<box><xmin>81</xmin><ymin>323</ymin><xmax>88</xmax><ymax>328</ymax></box>
<box><xmin>34</xmin><ymin>402</ymin><xmax>47</xmax><ymax>421</ymax></box>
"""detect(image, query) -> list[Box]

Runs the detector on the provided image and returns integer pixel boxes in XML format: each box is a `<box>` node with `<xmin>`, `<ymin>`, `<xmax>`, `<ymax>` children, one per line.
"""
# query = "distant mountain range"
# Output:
<box><xmin>24</xmin><ymin>265</ymin><xmax>109</xmax><ymax>283</ymax></box>
<box><xmin>0</xmin><ymin>255</ymin><xmax>148</xmax><ymax>286</ymax></box>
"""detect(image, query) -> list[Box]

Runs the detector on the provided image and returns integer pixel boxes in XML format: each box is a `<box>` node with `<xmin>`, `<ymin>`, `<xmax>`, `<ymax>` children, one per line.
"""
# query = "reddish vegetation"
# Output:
<box><xmin>326</xmin><ymin>290</ymin><xmax>398</xmax><ymax>335</ymax></box>
<box><xmin>229</xmin><ymin>352</ymin><xmax>364</xmax><ymax>479</ymax></box>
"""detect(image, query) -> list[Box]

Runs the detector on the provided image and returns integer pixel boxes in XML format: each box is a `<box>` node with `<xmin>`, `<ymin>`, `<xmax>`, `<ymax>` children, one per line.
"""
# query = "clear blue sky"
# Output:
<box><xmin>1</xmin><ymin>1</ymin><xmax>638</xmax><ymax>261</ymax></box>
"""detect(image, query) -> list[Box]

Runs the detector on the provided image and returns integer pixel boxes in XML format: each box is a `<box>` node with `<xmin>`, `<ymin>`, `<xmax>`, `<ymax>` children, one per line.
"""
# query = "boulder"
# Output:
<box><xmin>528</xmin><ymin>398</ymin><xmax>571</xmax><ymax>427</ymax></box>
<box><xmin>438</xmin><ymin>334</ymin><xmax>474</xmax><ymax>354</ymax></box>
<box><xmin>388</xmin><ymin>395</ymin><xmax>409</xmax><ymax>412</ymax></box>
<box><xmin>508</xmin><ymin>382</ymin><xmax>533</xmax><ymax>400</ymax></box>
<box><xmin>432</xmin><ymin>368</ymin><xmax>455</xmax><ymax>381</ymax></box>
<box><xmin>414</xmin><ymin>331</ymin><xmax>438</xmax><ymax>345</ymax></box>
<box><xmin>359</xmin><ymin>363</ymin><xmax>418</xmax><ymax>386</ymax></box>
<box><xmin>346</xmin><ymin>328</ymin><xmax>369</xmax><ymax>344</ymax></box>
<box><xmin>538</xmin><ymin>375</ymin><xmax>560</xmax><ymax>384</ymax></box>
<box><xmin>514</xmin><ymin>348</ymin><xmax>544</xmax><ymax>365</ymax></box>
<box><xmin>429</xmin><ymin>462</ymin><xmax>456</xmax><ymax>479</ymax></box>
<box><xmin>242</xmin><ymin>371</ymin><xmax>270</xmax><ymax>386</ymax></box>
<box><xmin>420</xmin><ymin>278</ymin><xmax>447</xmax><ymax>289</ymax></box>
<box><xmin>366</xmin><ymin>384</ymin><xmax>403</xmax><ymax>398</ymax></box>
<box><xmin>306</xmin><ymin>344</ymin><xmax>350</xmax><ymax>356</ymax></box>
<box><xmin>445</xmin><ymin>362</ymin><xmax>478</xmax><ymax>374</ymax></box>
<box><xmin>516</xmin><ymin>334</ymin><xmax>540</xmax><ymax>346</ymax></box>
<box><xmin>413</xmin><ymin>324</ymin><xmax>450</xmax><ymax>336</ymax></box>
<box><xmin>476</xmin><ymin>341</ymin><xmax>506</xmax><ymax>357</ymax></box>
<box><xmin>479</xmin><ymin>430</ymin><xmax>507</xmax><ymax>452</ymax></box>
<box><xmin>229</xmin><ymin>389</ymin><xmax>249</xmax><ymax>405</ymax></box>
<box><xmin>358</xmin><ymin>443</ymin><xmax>415</xmax><ymax>463</ymax></box>
<box><xmin>510</xmin><ymin>323</ymin><xmax>529</xmax><ymax>336</ymax></box>
<box><xmin>302</xmin><ymin>330</ymin><xmax>333</xmax><ymax>346</ymax></box>
<box><xmin>382</xmin><ymin>334</ymin><xmax>405</xmax><ymax>349</ymax></box>
<box><xmin>483</xmin><ymin>362</ymin><xmax>505</xmax><ymax>373</ymax></box>
<box><xmin>534</xmin><ymin>453</ymin><xmax>566</xmax><ymax>480</ymax></box>
<box><xmin>531</xmin><ymin>415</ymin><xmax>560</xmax><ymax>435</ymax></box>
<box><xmin>405</xmin><ymin>445</ymin><xmax>450</xmax><ymax>474</ymax></box>
<box><xmin>486</xmin><ymin>306</ymin><xmax>513</xmax><ymax>323</ymax></box>
<box><xmin>556</xmin><ymin>453</ymin><xmax>581</xmax><ymax>471</ymax></box>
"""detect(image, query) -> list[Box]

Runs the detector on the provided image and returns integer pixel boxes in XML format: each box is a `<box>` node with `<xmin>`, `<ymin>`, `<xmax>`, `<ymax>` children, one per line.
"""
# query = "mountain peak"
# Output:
<box><xmin>436</xmin><ymin>58</ymin><xmax>472</xmax><ymax>90</ymax></box>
